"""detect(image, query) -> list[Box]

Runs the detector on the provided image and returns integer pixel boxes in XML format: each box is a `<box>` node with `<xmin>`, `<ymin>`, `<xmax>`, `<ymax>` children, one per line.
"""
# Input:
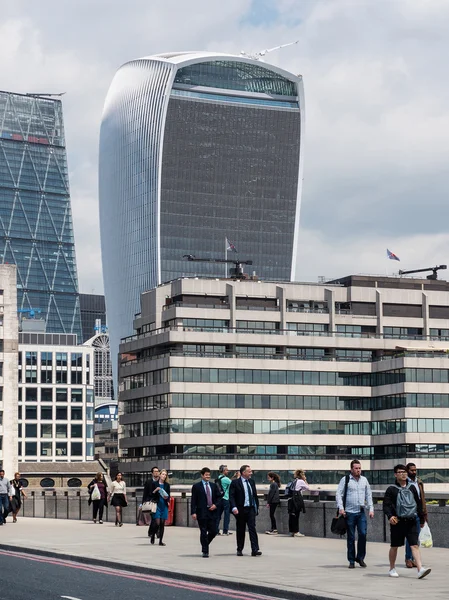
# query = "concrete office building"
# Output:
<box><xmin>118</xmin><ymin>274</ymin><xmax>449</xmax><ymax>491</ymax></box>
<box><xmin>99</xmin><ymin>52</ymin><xmax>304</xmax><ymax>369</ymax></box>
<box><xmin>18</xmin><ymin>329</ymin><xmax>95</xmax><ymax>463</ymax></box>
<box><xmin>0</xmin><ymin>264</ymin><xmax>19</xmax><ymax>476</ymax></box>
<box><xmin>0</xmin><ymin>91</ymin><xmax>82</xmax><ymax>338</ymax></box>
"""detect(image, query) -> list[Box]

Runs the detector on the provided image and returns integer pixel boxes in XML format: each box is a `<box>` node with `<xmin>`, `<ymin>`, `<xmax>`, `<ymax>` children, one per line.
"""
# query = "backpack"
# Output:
<box><xmin>396</xmin><ymin>483</ymin><xmax>417</xmax><ymax>519</ymax></box>
<box><xmin>215</xmin><ymin>476</ymin><xmax>225</xmax><ymax>499</ymax></box>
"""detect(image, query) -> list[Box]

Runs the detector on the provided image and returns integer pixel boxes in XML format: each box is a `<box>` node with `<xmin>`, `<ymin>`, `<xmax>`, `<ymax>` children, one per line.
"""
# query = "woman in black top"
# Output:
<box><xmin>87</xmin><ymin>472</ymin><xmax>108</xmax><ymax>524</ymax></box>
<box><xmin>10</xmin><ymin>472</ymin><xmax>26</xmax><ymax>523</ymax></box>
<box><xmin>266</xmin><ymin>472</ymin><xmax>281</xmax><ymax>534</ymax></box>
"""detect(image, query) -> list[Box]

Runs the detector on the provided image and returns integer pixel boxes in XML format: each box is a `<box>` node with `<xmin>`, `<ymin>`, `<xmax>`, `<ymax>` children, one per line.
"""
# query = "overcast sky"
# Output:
<box><xmin>1</xmin><ymin>0</ymin><xmax>448</xmax><ymax>292</ymax></box>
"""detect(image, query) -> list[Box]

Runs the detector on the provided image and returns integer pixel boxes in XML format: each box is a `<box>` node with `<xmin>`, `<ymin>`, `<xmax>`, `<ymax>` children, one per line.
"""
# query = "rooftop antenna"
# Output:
<box><xmin>240</xmin><ymin>40</ymin><xmax>299</xmax><ymax>61</ymax></box>
<box><xmin>399</xmin><ymin>265</ymin><xmax>447</xmax><ymax>281</ymax></box>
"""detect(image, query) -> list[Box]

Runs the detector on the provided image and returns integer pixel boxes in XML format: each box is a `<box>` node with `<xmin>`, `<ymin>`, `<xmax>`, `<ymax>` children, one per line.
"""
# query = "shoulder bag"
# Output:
<box><xmin>331</xmin><ymin>474</ymin><xmax>350</xmax><ymax>536</ymax></box>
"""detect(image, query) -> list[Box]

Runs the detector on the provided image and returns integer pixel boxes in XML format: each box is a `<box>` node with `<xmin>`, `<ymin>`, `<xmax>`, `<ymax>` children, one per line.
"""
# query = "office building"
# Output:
<box><xmin>99</xmin><ymin>52</ymin><xmax>304</xmax><ymax>367</ymax></box>
<box><xmin>0</xmin><ymin>264</ymin><xmax>19</xmax><ymax>475</ymax></box>
<box><xmin>118</xmin><ymin>274</ymin><xmax>449</xmax><ymax>491</ymax></box>
<box><xmin>80</xmin><ymin>293</ymin><xmax>106</xmax><ymax>343</ymax></box>
<box><xmin>0</xmin><ymin>91</ymin><xmax>82</xmax><ymax>338</ymax></box>
<box><xmin>18</xmin><ymin>328</ymin><xmax>95</xmax><ymax>463</ymax></box>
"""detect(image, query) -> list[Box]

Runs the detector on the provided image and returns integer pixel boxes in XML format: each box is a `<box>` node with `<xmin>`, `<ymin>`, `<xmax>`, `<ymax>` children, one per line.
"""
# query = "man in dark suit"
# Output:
<box><xmin>229</xmin><ymin>464</ymin><xmax>261</xmax><ymax>557</ymax></box>
<box><xmin>191</xmin><ymin>467</ymin><xmax>221</xmax><ymax>558</ymax></box>
<box><xmin>142</xmin><ymin>466</ymin><xmax>160</xmax><ymax>537</ymax></box>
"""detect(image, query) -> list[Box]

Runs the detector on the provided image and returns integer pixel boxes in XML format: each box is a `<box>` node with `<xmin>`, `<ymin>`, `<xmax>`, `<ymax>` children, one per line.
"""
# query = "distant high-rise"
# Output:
<box><xmin>0</xmin><ymin>91</ymin><xmax>82</xmax><ymax>338</ymax></box>
<box><xmin>80</xmin><ymin>293</ymin><xmax>106</xmax><ymax>343</ymax></box>
<box><xmin>99</xmin><ymin>52</ymin><xmax>304</xmax><ymax>358</ymax></box>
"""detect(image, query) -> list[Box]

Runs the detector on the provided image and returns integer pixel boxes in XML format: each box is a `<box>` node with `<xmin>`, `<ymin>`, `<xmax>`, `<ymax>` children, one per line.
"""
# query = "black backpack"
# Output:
<box><xmin>215</xmin><ymin>476</ymin><xmax>225</xmax><ymax>498</ymax></box>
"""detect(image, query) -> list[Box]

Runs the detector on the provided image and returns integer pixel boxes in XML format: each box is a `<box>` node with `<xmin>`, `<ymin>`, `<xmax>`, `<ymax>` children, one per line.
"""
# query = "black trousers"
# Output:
<box><xmin>269</xmin><ymin>503</ymin><xmax>279</xmax><ymax>530</ymax></box>
<box><xmin>235</xmin><ymin>507</ymin><xmax>259</xmax><ymax>553</ymax></box>
<box><xmin>197</xmin><ymin>514</ymin><xmax>217</xmax><ymax>554</ymax></box>
<box><xmin>92</xmin><ymin>498</ymin><xmax>106</xmax><ymax>520</ymax></box>
<box><xmin>288</xmin><ymin>510</ymin><xmax>301</xmax><ymax>533</ymax></box>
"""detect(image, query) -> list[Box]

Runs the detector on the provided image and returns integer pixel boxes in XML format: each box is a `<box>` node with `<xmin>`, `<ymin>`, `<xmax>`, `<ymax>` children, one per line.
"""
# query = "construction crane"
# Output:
<box><xmin>240</xmin><ymin>40</ymin><xmax>299</xmax><ymax>61</ymax></box>
<box><xmin>399</xmin><ymin>265</ymin><xmax>447</xmax><ymax>280</ymax></box>
<box><xmin>183</xmin><ymin>254</ymin><xmax>253</xmax><ymax>280</ymax></box>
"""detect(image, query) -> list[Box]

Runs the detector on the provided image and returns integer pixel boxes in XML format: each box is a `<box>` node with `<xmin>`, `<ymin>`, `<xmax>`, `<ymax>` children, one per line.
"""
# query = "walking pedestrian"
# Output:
<box><xmin>191</xmin><ymin>467</ymin><xmax>221</xmax><ymax>558</ymax></box>
<box><xmin>404</xmin><ymin>463</ymin><xmax>427</xmax><ymax>568</ymax></box>
<box><xmin>336</xmin><ymin>459</ymin><xmax>374</xmax><ymax>569</ymax></box>
<box><xmin>88</xmin><ymin>472</ymin><xmax>108</xmax><ymax>524</ymax></box>
<box><xmin>383</xmin><ymin>464</ymin><xmax>431</xmax><ymax>579</ymax></box>
<box><xmin>142</xmin><ymin>466</ymin><xmax>160</xmax><ymax>538</ymax></box>
<box><xmin>108</xmin><ymin>472</ymin><xmax>127</xmax><ymax>526</ymax></box>
<box><xmin>9</xmin><ymin>472</ymin><xmax>26</xmax><ymax>523</ymax></box>
<box><xmin>0</xmin><ymin>469</ymin><xmax>12</xmax><ymax>525</ymax></box>
<box><xmin>149</xmin><ymin>469</ymin><xmax>170</xmax><ymax>546</ymax></box>
<box><xmin>215</xmin><ymin>465</ymin><xmax>232</xmax><ymax>535</ymax></box>
<box><xmin>286</xmin><ymin>469</ymin><xmax>309</xmax><ymax>537</ymax></box>
<box><xmin>265</xmin><ymin>472</ymin><xmax>281</xmax><ymax>535</ymax></box>
<box><xmin>229</xmin><ymin>464</ymin><xmax>261</xmax><ymax>557</ymax></box>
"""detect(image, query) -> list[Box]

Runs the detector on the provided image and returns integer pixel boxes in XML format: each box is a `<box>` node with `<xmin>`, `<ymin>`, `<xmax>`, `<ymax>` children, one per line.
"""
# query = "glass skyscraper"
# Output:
<box><xmin>99</xmin><ymin>52</ymin><xmax>304</xmax><ymax>357</ymax></box>
<box><xmin>0</xmin><ymin>91</ymin><xmax>81</xmax><ymax>338</ymax></box>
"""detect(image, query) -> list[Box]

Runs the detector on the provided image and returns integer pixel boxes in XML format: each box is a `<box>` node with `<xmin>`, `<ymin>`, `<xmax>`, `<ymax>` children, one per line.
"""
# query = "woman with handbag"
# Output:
<box><xmin>87</xmin><ymin>472</ymin><xmax>108</xmax><ymax>524</ymax></box>
<box><xmin>9</xmin><ymin>472</ymin><xmax>26</xmax><ymax>523</ymax></box>
<box><xmin>286</xmin><ymin>469</ymin><xmax>309</xmax><ymax>537</ymax></box>
<box><xmin>108</xmin><ymin>472</ymin><xmax>127</xmax><ymax>526</ymax></box>
<box><xmin>149</xmin><ymin>469</ymin><xmax>170</xmax><ymax>546</ymax></box>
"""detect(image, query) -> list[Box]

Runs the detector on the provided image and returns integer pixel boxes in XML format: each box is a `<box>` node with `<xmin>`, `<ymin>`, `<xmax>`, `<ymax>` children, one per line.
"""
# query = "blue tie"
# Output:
<box><xmin>245</xmin><ymin>480</ymin><xmax>253</xmax><ymax>506</ymax></box>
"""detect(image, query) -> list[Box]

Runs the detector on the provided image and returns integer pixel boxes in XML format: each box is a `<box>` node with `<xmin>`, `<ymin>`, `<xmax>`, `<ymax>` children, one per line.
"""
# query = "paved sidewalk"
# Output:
<box><xmin>0</xmin><ymin>518</ymin><xmax>445</xmax><ymax>600</ymax></box>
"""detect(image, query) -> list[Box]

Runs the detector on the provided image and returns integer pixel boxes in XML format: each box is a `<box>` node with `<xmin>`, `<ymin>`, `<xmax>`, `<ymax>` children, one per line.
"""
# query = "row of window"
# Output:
<box><xmin>18</xmin><ymin>422</ymin><xmax>93</xmax><ymax>438</ymax></box>
<box><xmin>15</xmin><ymin>477</ymin><xmax>83</xmax><ymax>489</ymax></box>
<box><xmin>20</xmin><ymin>388</ymin><xmax>87</xmax><ymax>403</ymax></box>
<box><xmin>20</xmin><ymin>351</ymin><xmax>87</xmax><ymax>367</ymax></box>
<box><xmin>18</xmin><ymin>441</ymin><xmax>93</xmax><ymax>457</ymax></box>
<box><xmin>122</xmin><ymin>367</ymin><xmax>449</xmax><ymax>390</ymax></box>
<box><xmin>125</xmin><ymin>443</ymin><xmax>449</xmax><ymax>460</ymax></box>
<box><xmin>123</xmin><ymin>418</ymin><xmax>449</xmax><ymax>437</ymax></box>
<box><xmin>19</xmin><ymin>370</ymin><xmax>87</xmax><ymax>384</ymax></box>
<box><xmin>18</xmin><ymin>406</ymin><xmax>89</xmax><ymax>421</ymax></box>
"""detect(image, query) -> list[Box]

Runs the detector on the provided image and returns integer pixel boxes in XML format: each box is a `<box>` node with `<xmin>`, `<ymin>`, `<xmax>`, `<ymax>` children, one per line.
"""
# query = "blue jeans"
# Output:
<box><xmin>346</xmin><ymin>510</ymin><xmax>367</xmax><ymax>564</ymax></box>
<box><xmin>0</xmin><ymin>494</ymin><xmax>9</xmax><ymax>524</ymax></box>
<box><xmin>216</xmin><ymin>498</ymin><xmax>230</xmax><ymax>533</ymax></box>
<box><xmin>405</xmin><ymin>515</ymin><xmax>421</xmax><ymax>560</ymax></box>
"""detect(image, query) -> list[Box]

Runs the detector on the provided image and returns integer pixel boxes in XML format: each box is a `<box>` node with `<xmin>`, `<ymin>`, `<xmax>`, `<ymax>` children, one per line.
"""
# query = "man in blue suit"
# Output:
<box><xmin>229</xmin><ymin>465</ymin><xmax>261</xmax><ymax>556</ymax></box>
<box><xmin>191</xmin><ymin>467</ymin><xmax>221</xmax><ymax>558</ymax></box>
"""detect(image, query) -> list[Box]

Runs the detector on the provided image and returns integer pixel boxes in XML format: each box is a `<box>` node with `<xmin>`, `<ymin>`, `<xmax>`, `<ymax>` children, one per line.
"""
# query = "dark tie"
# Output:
<box><xmin>245</xmin><ymin>480</ymin><xmax>253</xmax><ymax>506</ymax></box>
<box><xmin>205</xmin><ymin>482</ymin><xmax>212</xmax><ymax>506</ymax></box>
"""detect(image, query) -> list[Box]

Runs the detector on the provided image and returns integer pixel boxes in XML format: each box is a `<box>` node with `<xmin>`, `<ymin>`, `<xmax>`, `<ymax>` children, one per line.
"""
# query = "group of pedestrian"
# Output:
<box><xmin>142</xmin><ymin>466</ymin><xmax>171</xmax><ymax>545</ymax></box>
<box><xmin>336</xmin><ymin>459</ymin><xmax>431</xmax><ymax>579</ymax></box>
<box><xmin>0</xmin><ymin>470</ymin><xmax>27</xmax><ymax>525</ymax></box>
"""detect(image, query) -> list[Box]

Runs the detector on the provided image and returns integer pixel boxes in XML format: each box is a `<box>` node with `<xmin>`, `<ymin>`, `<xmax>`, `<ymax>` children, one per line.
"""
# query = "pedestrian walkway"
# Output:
<box><xmin>0</xmin><ymin>518</ymin><xmax>445</xmax><ymax>600</ymax></box>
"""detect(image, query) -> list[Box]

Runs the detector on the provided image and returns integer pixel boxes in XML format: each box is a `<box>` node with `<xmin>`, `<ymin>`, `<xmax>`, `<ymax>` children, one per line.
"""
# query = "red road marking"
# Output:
<box><xmin>0</xmin><ymin>550</ymin><xmax>279</xmax><ymax>600</ymax></box>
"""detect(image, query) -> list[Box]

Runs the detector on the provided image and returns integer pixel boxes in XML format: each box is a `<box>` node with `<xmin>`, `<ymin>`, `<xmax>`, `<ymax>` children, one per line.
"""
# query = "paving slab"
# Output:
<box><xmin>0</xmin><ymin>518</ymin><xmax>446</xmax><ymax>600</ymax></box>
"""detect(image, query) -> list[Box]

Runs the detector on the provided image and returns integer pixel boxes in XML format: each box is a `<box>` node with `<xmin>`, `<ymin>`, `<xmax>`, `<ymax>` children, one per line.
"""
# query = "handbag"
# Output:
<box><xmin>142</xmin><ymin>500</ymin><xmax>157</xmax><ymax>513</ymax></box>
<box><xmin>330</xmin><ymin>474</ymin><xmax>350</xmax><ymax>537</ymax></box>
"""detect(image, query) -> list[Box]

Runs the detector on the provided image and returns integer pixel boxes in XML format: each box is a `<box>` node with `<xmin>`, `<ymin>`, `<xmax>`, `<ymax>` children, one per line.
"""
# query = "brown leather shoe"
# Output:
<box><xmin>405</xmin><ymin>559</ymin><xmax>414</xmax><ymax>568</ymax></box>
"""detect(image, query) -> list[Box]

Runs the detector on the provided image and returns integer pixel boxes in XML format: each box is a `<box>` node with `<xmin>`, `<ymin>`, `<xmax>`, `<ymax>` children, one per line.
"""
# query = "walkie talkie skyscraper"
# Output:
<box><xmin>99</xmin><ymin>52</ymin><xmax>304</xmax><ymax>357</ymax></box>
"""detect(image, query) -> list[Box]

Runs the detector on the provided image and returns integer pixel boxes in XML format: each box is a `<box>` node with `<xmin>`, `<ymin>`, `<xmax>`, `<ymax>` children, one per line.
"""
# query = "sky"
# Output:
<box><xmin>1</xmin><ymin>0</ymin><xmax>448</xmax><ymax>292</ymax></box>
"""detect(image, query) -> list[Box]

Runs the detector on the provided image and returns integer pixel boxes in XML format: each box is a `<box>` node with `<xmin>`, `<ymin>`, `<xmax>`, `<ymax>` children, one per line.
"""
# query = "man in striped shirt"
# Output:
<box><xmin>336</xmin><ymin>460</ymin><xmax>374</xmax><ymax>569</ymax></box>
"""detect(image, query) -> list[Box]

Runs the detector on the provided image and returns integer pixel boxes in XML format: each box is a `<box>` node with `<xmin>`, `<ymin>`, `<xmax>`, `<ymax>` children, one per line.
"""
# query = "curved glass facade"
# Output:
<box><xmin>99</xmin><ymin>54</ymin><xmax>303</xmax><ymax>369</ymax></box>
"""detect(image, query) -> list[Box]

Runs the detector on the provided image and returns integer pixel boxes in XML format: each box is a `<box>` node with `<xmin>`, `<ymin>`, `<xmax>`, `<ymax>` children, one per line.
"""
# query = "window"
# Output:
<box><xmin>41</xmin><ymin>388</ymin><xmax>52</xmax><ymax>402</ymax></box>
<box><xmin>56</xmin><ymin>407</ymin><xmax>67</xmax><ymax>420</ymax></box>
<box><xmin>25</xmin><ymin>406</ymin><xmax>37</xmax><ymax>420</ymax></box>
<box><xmin>40</xmin><ymin>477</ymin><xmax>55</xmax><ymax>488</ymax></box>
<box><xmin>55</xmin><ymin>442</ymin><xmax>67</xmax><ymax>456</ymax></box>
<box><xmin>71</xmin><ymin>371</ymin><xmax>82</xmax><ymax>384</ymax></box>
<box><xmin>71</xmin><ymin>424</ymin><xmax>83</xmax><ymax>438</ymax></box>
<box><xmin>56</xmin><ymin>353</ymin><xmax>67</xmax><ymax>367</ymax></box>
<box><xmin>71</xmin><ymin>353</ymin><xmax>83</xmax><ymax>367</ymax></box>
<box><xmin>67</xmin><ymin>477</ymin><xmax>82</xmax><ymax>488</ymax></box>
<box><xmin>25</xmin><ymin>424</ymin><xmax>37</xmax><ymax>437</ymax></box>
<box><xmin>26</xmin><ymin>351</ymin><xmax>37</xmax><ymax>366</ymax></box>
<box><xmin>56</xmin><ymin>389</ymin><xmax>67</xmax><ymax>402</ymax></box>
<box><xmin>41</xmin><ymin>424</ymin><xmax>52</xmax><ymax>438</ymax></box>
<box><xmin>40</xmin><ymin>442</ymin><xmax>52</xmax><ymax>456</ymax></box>
<box><xmin>41</xmin><ymin>406</ymin><xmax>53</xmax><ymax>420</ymax></box>
<box><xmin>71</xmin><ymin>389</ymin><xmax>83</xmax><ymax>403</ymax></box>
<box><xmin>41</xmin><ymin>352</ymin><xmax>53</xmax><ymax>366</ymax></box>
<box><xmin>25</xmin><ymin>442</ymin><xmax>37</xmax><ymax>456</ymax></box>
<box><xmin>25</xmin><ymin>388</ymin><xmax>38</xmax><ymax>402</ymax></box>
<box><xmin>71</xmin><ymin>442</ymin><xmax>83</xmax><ymax>456</ymax></box>
<box><xmin>56</xmin><ymin>424</ymin><xmax>67</xmax><ymax>438</ymax></box>
<box><xmin>56</xmin><ymin>371</ymin><xmax>67</xmax><ymax>383</ymax></box>
<box><xmin>71</xmin><ymin>407</ymin><xmax>83</xmax><ymax>421</ymax></box>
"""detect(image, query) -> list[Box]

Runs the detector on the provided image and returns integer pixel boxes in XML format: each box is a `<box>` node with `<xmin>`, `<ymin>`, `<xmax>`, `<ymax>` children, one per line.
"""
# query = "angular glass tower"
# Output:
<box><xmin>0</xmin><ymin>91</ymin><xmax>81</xmax><ymax>338</ymax></box>
<box><xmin>99</xmin><ymin>52</ymin><xmax>304</xmax><ymax>355</ymax></box>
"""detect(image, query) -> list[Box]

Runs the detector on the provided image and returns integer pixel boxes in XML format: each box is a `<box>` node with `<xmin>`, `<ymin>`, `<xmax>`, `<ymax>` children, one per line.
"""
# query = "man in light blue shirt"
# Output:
<box><xmin>336</xmin><ymin>460</ymin><xmax>374</xmax><ymax>569</ymax></box>
<box><xmin>0</xmin><ymin>469</ymin><xmax>12</xmax><ymax>525</ymax></box>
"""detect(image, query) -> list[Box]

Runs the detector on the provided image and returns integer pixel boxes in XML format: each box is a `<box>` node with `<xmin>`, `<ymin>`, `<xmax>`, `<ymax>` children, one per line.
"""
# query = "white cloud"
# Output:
<box><xmin>1</xmin><ymin>0</ymin><xmax>448</xmax><ymax>293</ymax></box>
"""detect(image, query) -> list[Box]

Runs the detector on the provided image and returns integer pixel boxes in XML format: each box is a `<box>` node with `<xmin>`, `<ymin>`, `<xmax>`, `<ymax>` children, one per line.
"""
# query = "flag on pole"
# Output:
<box><xmin>226</xmin><ymin>238</ymin><xmax>238</xmax><ymax>253</ymax></box>
<box><xmin>387</xmin><ymin>249</ymin><xmax>400</xmax><ymax>262</ymax></box>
